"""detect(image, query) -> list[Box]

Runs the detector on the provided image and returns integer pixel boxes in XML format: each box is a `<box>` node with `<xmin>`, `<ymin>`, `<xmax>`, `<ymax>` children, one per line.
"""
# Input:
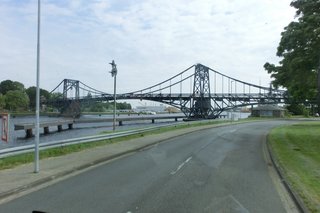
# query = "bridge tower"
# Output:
<box><xmin>188</xmin><ymin>64</ymin><xmax>214</xmax><ymax>119</ymax></box>
<box><xmin>62</xmin><ymin>79</ymin><xmax>81</xmax><ymax>118</ymax></box>
<box><xmin>63</xmin><ymin>79</ymin><xmax>80</xmax><ymax>99</ymax></box>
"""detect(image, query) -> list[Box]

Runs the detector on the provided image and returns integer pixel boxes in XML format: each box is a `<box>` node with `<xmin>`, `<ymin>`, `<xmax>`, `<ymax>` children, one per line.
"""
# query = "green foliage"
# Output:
<box><xmin>0</xmin><ymin>80</ymin><xmax>25</xmax><ymax>95</ymax></box>
<box><xmin>116</xmin><ymin>101</ymin><xmax>132</xmax><ymax>110</ymax></box>
<box><xmin>0</xmin><ymin>93</ymin><xmax>5</xmax><ymax>110</ymax></box>
<box><xmin>25</xmin><ymin>86</ymin><xmax>51</xmax><ymax>109</ymax></box>
<box><xmin>264</xmin><ymin>0</ymin><xmax>320</xmax><ymax>103</ymax></box>
<box><xmin>82</xmin><ymin>101</ymin><xmax>132</xmax><ymax>112</ymax></box>
<box><xmin>5</xmin><ymin>90</ymin><xmax>30</xmax><ymax>111</ymax></box>
<box><xmin>286</xmin><ymin>103</ymin><xmax>309</xmax><ymax>116</ymax></box>
<box><xmin>49</xmin><ymin>92</ymin><xmax>63</xmax><ymax>100</ymax></box>
<box><xmin>90</xmin><ymin>102</ymin><xmax>107</xmax><ymax>112</ymax></box>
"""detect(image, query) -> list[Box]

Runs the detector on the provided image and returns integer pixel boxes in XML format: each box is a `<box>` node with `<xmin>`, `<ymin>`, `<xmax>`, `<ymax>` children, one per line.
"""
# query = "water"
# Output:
<box><xmin>0</xmin><ymin>113</ymin><xmax>185</xmax><ymax>150</ymax></box>
<box><xmin>0</xmin><ymin>112</ymin><xmax>250</xmax><ymax>150</ymax></box>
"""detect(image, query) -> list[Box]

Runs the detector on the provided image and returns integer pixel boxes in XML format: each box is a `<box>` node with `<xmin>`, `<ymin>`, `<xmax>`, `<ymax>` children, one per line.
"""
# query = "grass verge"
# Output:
<box><xmin>268</xmin><ymin>122</ymin><xmax>320</xmax><ymax>212</ymax></box>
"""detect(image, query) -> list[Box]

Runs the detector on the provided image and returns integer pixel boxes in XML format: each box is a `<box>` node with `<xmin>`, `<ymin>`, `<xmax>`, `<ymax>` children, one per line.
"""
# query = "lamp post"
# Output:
<box><xmin>109</xmin><ymin>60</ymin><xmax>117</xmax><ymax>131</ymax></box>
<box><xmin>34</xmin><ymin>0</ymin><xmax>41</xmax><ymax>173</ymax></box>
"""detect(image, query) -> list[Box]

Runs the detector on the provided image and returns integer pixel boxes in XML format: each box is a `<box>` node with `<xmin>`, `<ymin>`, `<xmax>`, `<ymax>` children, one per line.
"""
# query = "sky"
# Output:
<box><xmin>0</xmin><ymin>0</ymin><xmax>297</xmax><ymax>96</ymax></box>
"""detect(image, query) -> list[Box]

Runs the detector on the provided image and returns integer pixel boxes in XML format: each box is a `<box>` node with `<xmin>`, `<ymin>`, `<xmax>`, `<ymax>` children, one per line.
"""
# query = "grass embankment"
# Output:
<box><xmin>0</xmin><ymin>119</ymin><xmax>238</xmax><ymax>170</ymax></box>
<box><xmin>269</xmin><ymin>122</ymin><xmax>320</xmax><ymax>212</ymax></box>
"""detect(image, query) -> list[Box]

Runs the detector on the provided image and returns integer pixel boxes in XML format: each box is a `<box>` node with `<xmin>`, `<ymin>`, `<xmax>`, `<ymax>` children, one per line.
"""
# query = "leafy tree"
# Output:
<box><xmin>0</xmin><ymin>94</ymin><xmax>5</xmax><ymax>110</ymax></box>
<box><xmin>26</xmin><ymin>86</ymin><xmax>51</xmax><ymax>109</ymax></box>
<box><xmin>0</xmin><ymin>80</ymin><xmax>25</xmax><ymax>95</ymax></box>
<box><xmin>264</xmin><ymin>0</ymin><xmax>320</xmax><ymax>110</ymax></box>
<box><xmin>90</xmin><ymin>102</ymin><xmax>107</xmax><ymax>112</ymax></box>
<box><xmin>286</xmin><ymin>103</ymin><xmax>308</xmax><ymax>115</ymax></box>
<box><xmin>5</xmin><ymin>90</ymin><xmax>29</xmax><ymax>111</ymax></box>
<box><xmin>117</xmin><ymin>102</ymin><xmax>132</xmax><ymax>110</ymax></box>
<box><xmin>49</xmin><ymin>92</ymin><xmax>63</xmax><ymax>100</ymax></box>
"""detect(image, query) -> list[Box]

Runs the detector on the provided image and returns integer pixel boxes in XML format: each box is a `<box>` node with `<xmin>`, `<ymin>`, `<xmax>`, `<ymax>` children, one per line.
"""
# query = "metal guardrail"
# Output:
<box><xmin>0</xmin><ymin>123</ymin><xmax>179</xmax><ymax>159</ymax></box>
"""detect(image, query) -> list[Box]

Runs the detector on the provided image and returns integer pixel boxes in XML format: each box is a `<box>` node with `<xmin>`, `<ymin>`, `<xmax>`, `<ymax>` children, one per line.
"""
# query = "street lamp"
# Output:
<box><xmin>34</xmin><ymin>0</ymin><xmax>41</xmax><ymax>173</ymax></box>
<box><xmin>109</xmin><ymin>60</ymin><xmax>117</xmax><ymax>131</ymax></box>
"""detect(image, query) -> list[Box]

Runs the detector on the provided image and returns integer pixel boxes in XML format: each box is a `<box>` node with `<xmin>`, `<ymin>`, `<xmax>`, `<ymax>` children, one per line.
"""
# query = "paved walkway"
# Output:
<box><xmin>0</xmin><ymin>123</ymin><xmax>229</xmax><ymax>202</ymax></box>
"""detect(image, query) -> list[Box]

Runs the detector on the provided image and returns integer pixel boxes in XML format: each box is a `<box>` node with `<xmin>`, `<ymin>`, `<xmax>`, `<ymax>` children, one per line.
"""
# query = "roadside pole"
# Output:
<box><xmin>35</xmin><ymin>0</ymin><xmax>41</xmax><ymax>173</ymax></box>
<box><xmin>317</xmin><ymin>58</ymin><xmax>320</xmax><ymax>114</ymax></box>
<box><xmin>109</xmin><ymin>60</ymin><xmax>118</xmax><ymax>131</ymax></box>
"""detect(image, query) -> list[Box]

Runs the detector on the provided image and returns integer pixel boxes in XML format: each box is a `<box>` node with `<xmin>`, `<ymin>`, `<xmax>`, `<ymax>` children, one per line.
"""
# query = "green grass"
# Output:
<box><xmin>0</xmin><ymin>133</ymin><xmax>146</xmax><ymax>170</ymax></box>
<box><xmin>269</xmin><ymin>122</ymin><xmax>320</xmax><ymax>212</ymax></box>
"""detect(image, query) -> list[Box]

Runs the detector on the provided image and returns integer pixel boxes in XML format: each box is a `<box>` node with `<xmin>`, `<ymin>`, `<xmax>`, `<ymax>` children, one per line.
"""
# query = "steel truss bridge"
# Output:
<box><xmin>47</xmin><ymin>63</ymin><xmax>287</xmax><ymax>119</ymax></box>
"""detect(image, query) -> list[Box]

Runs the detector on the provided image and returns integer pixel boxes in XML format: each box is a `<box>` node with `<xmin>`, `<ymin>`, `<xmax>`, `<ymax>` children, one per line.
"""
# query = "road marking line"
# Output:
<box><xmin>229</xmin><ymin>195</ymin><xmax>250</xmax><ymax>213</ymax></box>
<box><xmin>229</xmin><ymin>129</ymin><xmax>237</xmax><ymax>133</ymax></box>
<box><xmin>170</xmin><ymin>156</ymin><xmax>192</xmax><ymax>175</ymax></box>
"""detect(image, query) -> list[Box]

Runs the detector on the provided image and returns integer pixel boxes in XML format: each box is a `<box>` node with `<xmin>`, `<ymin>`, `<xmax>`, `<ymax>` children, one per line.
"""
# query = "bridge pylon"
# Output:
<box><xmin>62</xmin><ymin>79</ymin><xmax>81</xmax><ymax>118</ymax></box>
<box><xmin>188</xmin><ymin>64</ymin><xmax>214</xmax><ymax>119</ymax></box>
<box><xmin>63</xmin><ymin>79</ymin><xmax>80</xmax><ymax>99</ymax></box>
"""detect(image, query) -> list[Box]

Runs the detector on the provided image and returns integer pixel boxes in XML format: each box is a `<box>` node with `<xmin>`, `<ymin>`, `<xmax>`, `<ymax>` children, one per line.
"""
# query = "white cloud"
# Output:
<box><xmin>0</xmin><ymin>0</ymin><xmax>296</xmax><ymax>94</ymax></box>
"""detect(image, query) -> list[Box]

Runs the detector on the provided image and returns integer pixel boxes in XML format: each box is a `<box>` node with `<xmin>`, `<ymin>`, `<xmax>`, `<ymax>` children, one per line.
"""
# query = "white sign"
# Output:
<box><xmin>1</xmin><ymin>113</ymin><xmax>9</xmax><ymax>142</ymax></box>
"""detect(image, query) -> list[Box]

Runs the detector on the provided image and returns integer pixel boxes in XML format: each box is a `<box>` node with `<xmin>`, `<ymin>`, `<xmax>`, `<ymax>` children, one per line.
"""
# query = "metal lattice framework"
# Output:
<box><xmin>47</xmin><ymin>64</ymin><xmax>288</xmax><ymax>118</ymax></box>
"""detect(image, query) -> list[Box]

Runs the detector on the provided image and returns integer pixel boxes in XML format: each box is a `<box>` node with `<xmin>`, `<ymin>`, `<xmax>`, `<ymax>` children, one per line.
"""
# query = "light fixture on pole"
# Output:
<box><xmin>109</xmin><ymin>60</ymin><xmax>117</xmax><ymax>131</ymax></box>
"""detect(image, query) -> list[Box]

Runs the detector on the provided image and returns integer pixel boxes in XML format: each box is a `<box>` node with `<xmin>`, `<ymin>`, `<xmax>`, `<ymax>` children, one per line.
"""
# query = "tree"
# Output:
<box><xmin>49</xmin><ymin>92</ymin><xmax>63</xmax><ymax>100</ymax></box>
<box><xmin>264</xmin><ymin>0</ymin><xmax>320</xmax><ymax>111</ymax></box>
<box><xmin>5</xmin><ymin>90</ymin><xmax>29</xmax><ymax>111</ymax></box>
<box><xmin>26</xmin><ymin>86</ymin><xmax>51</xmax><ymax>109</ymax></box>
<box><xmin>90</xmin><ymin>102</ymin><xmax>107</xmax><ymax>112</ymax></box>
<box><xmin>0</xmin><ymin>80</ymin><xmax>25</xmax><ymax>95</ymax></box>
<box><xmin>0</xmin><ymin>94</ymin><xmax>5</xmax><ymax>110</ymax></box>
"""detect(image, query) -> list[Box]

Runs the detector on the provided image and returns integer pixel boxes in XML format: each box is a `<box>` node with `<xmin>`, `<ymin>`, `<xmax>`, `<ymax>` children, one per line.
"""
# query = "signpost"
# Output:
<box><xmin>1</xmin><ymin>113</ymin><xmax>9</xmax><ymax>142</ymax></box>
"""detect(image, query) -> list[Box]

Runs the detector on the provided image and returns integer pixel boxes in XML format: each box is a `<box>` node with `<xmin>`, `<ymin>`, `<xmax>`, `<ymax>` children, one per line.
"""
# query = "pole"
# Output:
<box><xmin>317</xmin><ymin>56</ymin><xmax>320</xmax><ymax>114</ymax></box>
<box><xmin>109</xmin><ymin>60</ymin><xmax>117</xmax><ymax>131</ymax></box>
<box><xmin>35</xmin><ymin>0</ymin><xmax>41</xmax><ymax>173</ymax></box>
<box><xmin>113</xmin><ymin>74</ymin><xmax>117</xmax><ymax>131</ymax></box>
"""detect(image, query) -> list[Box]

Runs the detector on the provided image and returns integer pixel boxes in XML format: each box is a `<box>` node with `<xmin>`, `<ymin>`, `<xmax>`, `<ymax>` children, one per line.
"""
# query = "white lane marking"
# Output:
<box><xmin>170</xmin><ymin>156</ymin><xmax>192</xmax><ymax>175</ymax></box>
<box><xmin>229</xmin><ymin>195</ymin><xmax>250</xmax><ymax>213</ymax></box>
<box><xmin>229</xmin><ymin>129</ymin><xmax>237</xmax><ymax>133</ymax></box>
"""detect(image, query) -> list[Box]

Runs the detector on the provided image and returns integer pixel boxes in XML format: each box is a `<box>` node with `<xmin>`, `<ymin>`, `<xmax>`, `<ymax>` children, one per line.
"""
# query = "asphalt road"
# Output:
<box><xmin>0</xmin><ymin>121</ymin><xmax>292</xmax><ymax>213</ymax></box>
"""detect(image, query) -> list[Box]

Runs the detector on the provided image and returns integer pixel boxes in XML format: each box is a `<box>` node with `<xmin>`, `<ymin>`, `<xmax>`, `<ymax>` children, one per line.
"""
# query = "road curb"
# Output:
<box><xmin>266</xmin><ymin>133</ymin><xmax>309</xmax><ymax>213</ymax></box>
<box><xmin>0</xmin><ymin>121</ymin><xmax>241</xmax><ymax>201</ymax></box>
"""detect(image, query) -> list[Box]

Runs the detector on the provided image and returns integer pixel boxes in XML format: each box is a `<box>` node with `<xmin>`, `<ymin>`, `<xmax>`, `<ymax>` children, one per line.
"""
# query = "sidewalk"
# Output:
<box><xmin>0</xmin><ymin>123</ymin><xmax>227</xmax><ymax>202</ymax></box>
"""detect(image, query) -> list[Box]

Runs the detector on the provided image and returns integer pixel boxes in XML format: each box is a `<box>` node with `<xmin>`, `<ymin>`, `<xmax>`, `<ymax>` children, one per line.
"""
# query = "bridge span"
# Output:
<box><xmin>46</xmin><ymin>63</ymin><xmax>287</xmax><ymax>119</ymax></box>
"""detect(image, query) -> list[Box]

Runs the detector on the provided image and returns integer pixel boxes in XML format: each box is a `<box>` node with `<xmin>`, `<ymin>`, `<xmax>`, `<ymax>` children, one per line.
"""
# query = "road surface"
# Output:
<box><xmin>0</xmin><ymin>121</ymin><xmax>292</xmax><ymax>212</ymax></box>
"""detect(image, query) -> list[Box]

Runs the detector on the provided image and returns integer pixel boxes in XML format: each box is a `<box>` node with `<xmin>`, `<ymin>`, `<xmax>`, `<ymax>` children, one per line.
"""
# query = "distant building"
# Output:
<box><xmin>251</xmin><ymin>105</ymin><xmax>285</xmax><ymax>117</ymax></box>
<box><xmin>134</xmin><ymin>104</ymin><xmax>167</xmax><ymax>113</ymax></box>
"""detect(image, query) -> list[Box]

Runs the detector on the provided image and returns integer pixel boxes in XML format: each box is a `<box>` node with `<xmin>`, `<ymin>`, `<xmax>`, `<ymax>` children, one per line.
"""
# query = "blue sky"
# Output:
<box><xmin>0</xmin><ymin>0</ymin><xmax>296</xmax><ymax>95</ymax></box>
